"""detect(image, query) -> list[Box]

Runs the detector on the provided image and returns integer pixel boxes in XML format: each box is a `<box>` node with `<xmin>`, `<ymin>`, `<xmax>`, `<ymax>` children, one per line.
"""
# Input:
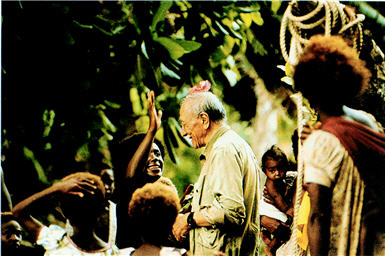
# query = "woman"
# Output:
<box><xmin>294</xmin><ymin>35</ymin><xmax>385</xmax><ymax>255</ymax></box>
<box><xmin>110</xmin><ymin>91</ymin><xmax>169</xmax><ymax>248</ymax></box>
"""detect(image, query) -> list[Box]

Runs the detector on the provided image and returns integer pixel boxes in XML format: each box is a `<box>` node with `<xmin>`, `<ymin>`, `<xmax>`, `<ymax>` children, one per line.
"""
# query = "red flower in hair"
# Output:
<box><xmin>188</xmin><ymin>80</ymin><xmax>211</xmax><ymax>94</ymax></box>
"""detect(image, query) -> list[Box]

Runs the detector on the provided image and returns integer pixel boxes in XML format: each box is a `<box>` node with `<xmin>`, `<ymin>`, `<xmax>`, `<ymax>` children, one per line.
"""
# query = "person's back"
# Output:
<box><xmin>293</xmin><ymin>35</ymin><xmax>385</xmax><ymax>255</ymax></box>
<box><xmin>303</xmin><ymin>118</ymin><xmax>385</xmax><ymax>255</ymax></box>
<box><xmin>120</xmin><ymin>182</ymin><xmax>187</xmax><ymax>256</ymax></box>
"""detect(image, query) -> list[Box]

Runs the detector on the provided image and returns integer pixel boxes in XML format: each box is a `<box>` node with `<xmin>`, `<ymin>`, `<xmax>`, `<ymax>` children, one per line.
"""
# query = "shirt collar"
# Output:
<box><xmin>201</xmin><ymin>125</ymin><xmax>230</xmax><ymax>159</ymax></box>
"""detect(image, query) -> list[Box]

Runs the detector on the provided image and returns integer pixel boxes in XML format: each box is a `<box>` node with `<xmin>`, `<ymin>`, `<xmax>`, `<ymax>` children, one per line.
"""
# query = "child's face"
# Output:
<box><xmin>1</xmin><ymin>220</ymin><xmax>22</xmax><ymax>249</ymax></box>
<box><xmin>264</xmin><ymin>159</ymin><xmax>285</xmax><ymax>181</ymax></box>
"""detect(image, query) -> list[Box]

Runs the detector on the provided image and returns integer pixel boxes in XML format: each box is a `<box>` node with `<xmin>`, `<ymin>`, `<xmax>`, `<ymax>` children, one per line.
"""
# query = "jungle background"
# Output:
<box><xmin>2</xmin><ymin>0</ymin><xmax>385</xmax><ymax>250</ymax></box>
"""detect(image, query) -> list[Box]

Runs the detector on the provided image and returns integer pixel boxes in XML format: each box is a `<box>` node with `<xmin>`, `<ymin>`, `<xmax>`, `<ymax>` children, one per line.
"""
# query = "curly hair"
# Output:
<box><xmin>294</xmin><ymin>35</ymin><xmax>371</xmax><ymax>114</ymax></box>
<box><xmin>261</xmin><ymin>145</ymin><xmax>289</xmax><ymax>174</ymax></box>
<box><xmin>128</xmin><ymin>182</ymin><xmax>181</xmax><ymax>246</ymax></box>
<box><xmin>60</xmin><ymin>172</ymin><xmax>106</xmax><ymax>225</ymax></box>
<box><xmin>156</xmin><ymin>176</ymin><xmax>178</xmax><ymax>195</ymax></box>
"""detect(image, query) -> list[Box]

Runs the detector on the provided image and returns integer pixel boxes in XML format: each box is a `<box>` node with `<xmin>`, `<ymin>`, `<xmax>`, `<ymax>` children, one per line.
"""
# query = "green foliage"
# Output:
<box><xmin>155</xmin><ymin>37</ymin><xmax>186</xmax><ymax>60</ymax></box>
<box><xmin>271</xmin><ymin>1</ymin><xmax>282</xmax><ymax>15</ymax></box>
<box><xmin>23</xmin><ymin>147</ymin><xmax>49</xmax><ymax>185</ymax></box>
<box><xmin>16</xmin><ymin>1</ymin><xmax>385</xmax><ymax>199</ymax></box>
<box><xmin>42</xmin><ymin>110</ymin><xmax>55</xmax><ymax>138</ymax></box>
<box><xmin>2</xmin><ymin>8</ymin><xmax>385</xmax><ymax>256</ymax></box>
<box><xmin>2</xmin><ymin>1</ymin><xmax>290</xmax><ymax>201</ymax></box>
<box><xmin>351</xmin><ymin>2</ymin><xmax>385</xmax><ymax>28</ymax></box>
<box><xmin>151</xmin><ymin>1</ymin><xmax>173</xmax><ymax>33</ymax></box>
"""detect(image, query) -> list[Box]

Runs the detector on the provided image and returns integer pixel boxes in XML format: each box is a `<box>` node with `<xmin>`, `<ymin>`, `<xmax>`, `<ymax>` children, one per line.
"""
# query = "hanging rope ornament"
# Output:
<box><xmin>279</xmin><ymin>1</ymin><xmax>366</xmax><ymax>255</ymax></box>
<box><xmin>289</xmin><ymin>93</ymin><xmax>305</xmax><ymax>256</ymax></box>
<box><xmin>280</xmin><ymin>0</ymin><xmax>365</xmax><ymax>64</ymax></box>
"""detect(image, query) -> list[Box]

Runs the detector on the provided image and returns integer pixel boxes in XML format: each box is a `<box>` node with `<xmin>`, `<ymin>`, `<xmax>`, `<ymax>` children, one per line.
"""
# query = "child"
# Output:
<box><xmin>260</xmin><ymin>145</ymin><xmax>294</xmax><ymax>256</ymax></box>
<box><xmin>120</xmin><ymin>182</ymin><xmax>187</xmax><ymax>256</ymax></box>
<box><xmin>12</xmin><ymin>172</ymin><xmax>120</xmax><ymax>255</ymax></box>
<box><xmin>1</xmin><ymin>212</ymin><xmax>45</xmax><ymax>256</ymax></box>
<box><xmin>1</xmin><ymin>212</ymin><xmax>22</xmax><ymax>255</ymax></box>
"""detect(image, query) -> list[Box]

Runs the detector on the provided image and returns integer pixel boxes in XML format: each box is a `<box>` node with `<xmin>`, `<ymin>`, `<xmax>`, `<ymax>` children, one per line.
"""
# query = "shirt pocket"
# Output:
<box><xmin>197</xmin><ymin>227</ymin><xmax>222</xmax><ymax>249</ymax></box>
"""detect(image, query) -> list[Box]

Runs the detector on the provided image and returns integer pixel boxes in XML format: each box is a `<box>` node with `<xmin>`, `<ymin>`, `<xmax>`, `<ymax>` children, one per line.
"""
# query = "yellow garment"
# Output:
<box><xmin>297</xmin><ymin>192</ymin><xmax>310</xmax><ymax>251</ymax></box>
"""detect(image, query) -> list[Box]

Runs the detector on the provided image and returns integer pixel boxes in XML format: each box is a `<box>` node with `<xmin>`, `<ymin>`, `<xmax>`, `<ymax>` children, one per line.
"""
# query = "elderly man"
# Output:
<box><xmin>173</xmin><ymin>81</ymin><xmax>260</xmax><ymax>256</ymax></box>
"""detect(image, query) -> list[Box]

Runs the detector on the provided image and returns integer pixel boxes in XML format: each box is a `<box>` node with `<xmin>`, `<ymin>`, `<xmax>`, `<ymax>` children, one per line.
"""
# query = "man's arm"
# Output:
<box><xmin>172</xmin><ymin>211</ymin><xmax>212</xmax><ymax>241</ymax></box>
<box><xmin>306</xmin><ymin>183</ymin><xmax>331</xmax><ymax>256</ymax></box>
<box><xmin>173</xmin><ymin>145</ymin><xmax>248</xmax><ymax>241</ymax></box>
<box><xmin>126</xmin><ymin>91</ymin><xmax>162</xmax><ymax>179</ymax></box>
<box><xmin>13</xmin><ymin>176</ymin><xmax>96</xmax><ymax>241</ymax></box>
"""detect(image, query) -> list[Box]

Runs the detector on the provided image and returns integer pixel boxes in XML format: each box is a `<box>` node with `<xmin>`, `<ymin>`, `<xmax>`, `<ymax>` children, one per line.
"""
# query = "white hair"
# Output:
<box><xmin>183</xmin><ymin>92</ymin><xmax>226</xmax><ymax>122</ymax></box>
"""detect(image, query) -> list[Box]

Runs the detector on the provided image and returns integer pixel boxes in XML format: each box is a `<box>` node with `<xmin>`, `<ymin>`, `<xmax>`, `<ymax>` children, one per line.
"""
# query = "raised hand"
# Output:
<box><xmin>147</xmin><ymin>91</ymin><xmax>162</xmax><ymax>134</ymax></box>
<box><xmin>54</xmin><ymin>176</ymin><xmax>97</xmax><ymax>198</ymax></box>
<box><xmin>126</xmin><ymin>91</ymin><xmax>163</xmax><ymax>179</ymax></box>
<box><xmin>13</xmin><ymin>173</ymin><xmax>98</xmax><ymax>241</ymax></box>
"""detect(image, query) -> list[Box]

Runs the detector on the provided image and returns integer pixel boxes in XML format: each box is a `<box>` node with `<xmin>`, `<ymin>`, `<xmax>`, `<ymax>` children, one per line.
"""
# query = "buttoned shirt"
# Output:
<box><xmin>189</xmin><ymin>126</ymin><xmax>260</xmax><ymax>256</ymax></box>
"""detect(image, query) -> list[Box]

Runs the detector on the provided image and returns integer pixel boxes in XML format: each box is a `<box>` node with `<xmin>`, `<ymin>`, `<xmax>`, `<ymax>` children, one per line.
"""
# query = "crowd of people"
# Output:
<box><xmin>2</xmin><ymin>29</ymin><xmax>385</xmax><ymax>256</ymax></box>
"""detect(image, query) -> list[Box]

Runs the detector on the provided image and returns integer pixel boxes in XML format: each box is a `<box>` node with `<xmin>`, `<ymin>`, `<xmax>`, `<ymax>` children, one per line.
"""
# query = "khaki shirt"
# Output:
<box><xmin>189</xmin><ymin>126</ymin><xmax>260</xmax><ymax>256</ymax></box>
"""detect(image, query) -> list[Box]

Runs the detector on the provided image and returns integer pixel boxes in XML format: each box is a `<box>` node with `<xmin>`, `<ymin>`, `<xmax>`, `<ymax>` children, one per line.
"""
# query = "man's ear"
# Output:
<box><xmin>199</xmin><ymin>112</ymin><xmax>210</xmax><ymax>129</ymax></box>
